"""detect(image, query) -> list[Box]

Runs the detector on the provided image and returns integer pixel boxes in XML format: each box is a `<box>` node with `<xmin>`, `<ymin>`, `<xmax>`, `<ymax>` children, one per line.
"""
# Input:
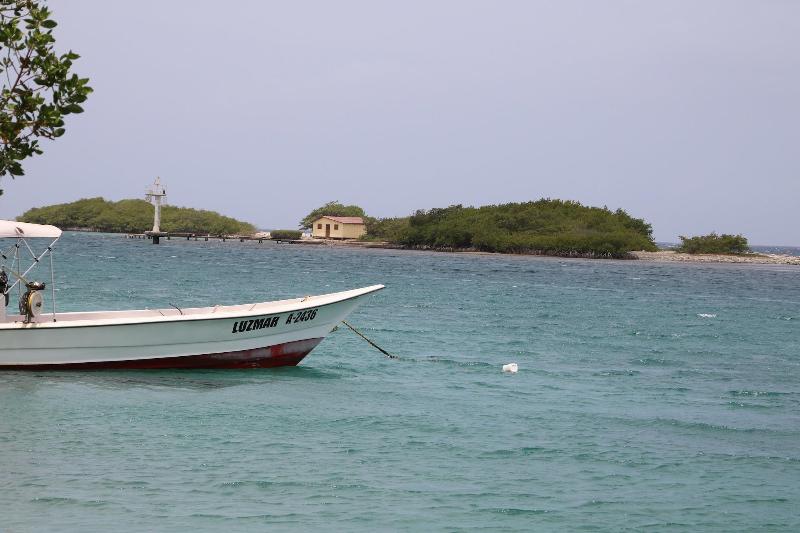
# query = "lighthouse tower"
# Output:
<box><xmin>145</xmin><ymin>177</ymin><xmax>167</xmax><ymax>243</ymax></box>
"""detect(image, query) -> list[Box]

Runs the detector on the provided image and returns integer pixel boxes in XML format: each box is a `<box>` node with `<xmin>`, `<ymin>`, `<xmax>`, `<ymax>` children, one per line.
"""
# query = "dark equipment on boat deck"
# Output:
<box><xmin>0</xmin><ymin>270</ymin><xmax>8</xmax><ymax>306</ymax></box>
<box><xmin>20</xmin><ymin>280</ymin><xmax>45</xmax><ymax>323</ymax></box>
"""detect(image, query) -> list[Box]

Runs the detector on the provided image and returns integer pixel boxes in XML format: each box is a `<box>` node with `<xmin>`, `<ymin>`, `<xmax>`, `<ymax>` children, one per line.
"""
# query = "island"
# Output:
<box><xmin>303</xmin><ymin>199</ymin><xmax>657</xmax><ymax>259</ymax></box>
<box><xmin>298</xmin><ymin>200</ymin><xmax>799</xmax><ymax>265</ymax></box>
<box><xmin>17</xmin><ymin>197</ymin><xmax>255</xmax><ymax>235</ymax></box>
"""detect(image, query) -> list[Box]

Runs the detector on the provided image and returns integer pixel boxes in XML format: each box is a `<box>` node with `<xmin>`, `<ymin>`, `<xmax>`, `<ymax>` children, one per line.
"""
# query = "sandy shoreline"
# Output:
<box><xmin>631</xmin><ymin>250</ymin><xmax>800</xmax><ymax>265</ymax></box>
<box><xmin>295</xmin><ymin>238</ymin><xmax>800</xmax><ymax>265</ymax></box>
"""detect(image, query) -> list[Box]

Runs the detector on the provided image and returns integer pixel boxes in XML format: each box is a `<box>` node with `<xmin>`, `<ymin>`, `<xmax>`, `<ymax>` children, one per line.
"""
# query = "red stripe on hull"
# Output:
<box><xmin>0</xmin><ymin>337</ymin><xmax>325</xmax><ymax>370</ymax></box>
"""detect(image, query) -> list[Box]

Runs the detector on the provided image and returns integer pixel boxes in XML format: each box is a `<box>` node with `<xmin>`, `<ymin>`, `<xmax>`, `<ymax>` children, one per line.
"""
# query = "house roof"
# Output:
<box><xmin>317</xmin><ymin>216</ymin><xmax>365</xmax><ymax>225</ymax></box>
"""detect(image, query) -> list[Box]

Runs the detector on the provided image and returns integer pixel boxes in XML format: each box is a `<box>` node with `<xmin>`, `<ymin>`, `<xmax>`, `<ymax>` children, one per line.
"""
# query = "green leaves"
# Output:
<box><xmin>18</xmin><ymin>197</ymin><xmax>257</xmax><ymax>235</ymax></box>
<box><xmin>676</xmin><ymin>233</ymin><xmax>750</xmax><ymax>255</ymax></box>
<box><xmin>368</xmin><ymin>200</ymin><xmax>658</xmax><ymax>258</ymax></box>
<box><xmin>270</xmin><ymin>230</ymin><xmax>303</xmax><ymax>240</ymax></box>
<box><xmin>0</xmin><ymin>0</ymin><xmax>93</xmax><ymax>193</ymax></box>
<box><xmin>300</xmin><ymin>201</ymin><xmax>366</xmax><ymax>229</ymax></box>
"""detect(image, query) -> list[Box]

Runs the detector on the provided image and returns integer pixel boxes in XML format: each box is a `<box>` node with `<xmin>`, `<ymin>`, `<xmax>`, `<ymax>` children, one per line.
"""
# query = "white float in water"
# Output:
<box><xmin>502</xmin><ymin>363</ymin><xmax>519</xmax><ymax>373</ymax></box>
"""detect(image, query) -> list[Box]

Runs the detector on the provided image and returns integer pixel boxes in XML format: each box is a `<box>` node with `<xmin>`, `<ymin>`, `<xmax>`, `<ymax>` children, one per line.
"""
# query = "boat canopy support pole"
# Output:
<box><xmin>20</xmin><ymin>237</ymin><xmax>36</xmax><ymax>261</ymax></box>
<box><xmin>49</xmin><ymin>246</ymin><xmax>56</xmax><ymax>321</ymax></box>
<box><xmin>15</xmin><ymin>244</ymin><xmax>20</xmax><ymax>304</ymax></box>
<box><xmin>0</xmin><ymin>236</ymin><xmax>59</xmax><ymax>318</ymax></box>
<box><xmin>4</xmin><ymin>237</ymin><xmax>59</xmax><ymax>294</ymax></box>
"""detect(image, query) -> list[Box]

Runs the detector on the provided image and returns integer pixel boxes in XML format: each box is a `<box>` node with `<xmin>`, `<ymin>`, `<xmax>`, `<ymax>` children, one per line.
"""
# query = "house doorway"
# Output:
<box><xmin>325</xmin><ymin>224</ymin><xmax>330</xmax><ymax>238</ymax></box>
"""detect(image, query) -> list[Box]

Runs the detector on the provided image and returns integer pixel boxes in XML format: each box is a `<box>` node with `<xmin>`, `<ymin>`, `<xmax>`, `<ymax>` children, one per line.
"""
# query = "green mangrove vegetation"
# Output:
<box><xmin>17</xmin><ymin>197</ymin><xmax>255</xmax><ymax>235</ymax></box>
<box><xmin>676</xmin><ymin>233</ymin><xmax>750</xmax><ymax>255</ymax></box>
<box><xmin>365</xmin><ymin>200</ymin><xmax>657</xmax><ymax>258</ymax></box>
<box><xmin>270</xmin><ymin>230</ymin><xmax>302</xmax><ymax>240</ymax></box>
<box><xmin>300</xmin><ymin>201</ymin><xmax>366</xmax><ymax>229</ymax></box>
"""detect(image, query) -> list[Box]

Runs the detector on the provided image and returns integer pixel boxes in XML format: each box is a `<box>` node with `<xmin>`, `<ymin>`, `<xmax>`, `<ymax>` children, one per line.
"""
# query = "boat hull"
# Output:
<box><xmin>0</xmin><ymin>285</ymin><xmax>383</xmax><ymax>370</ymax></box>
<box><xmin>0</xmin><ymin>337</ymin><xmax>324</xmax><ymax>370</ymax></box>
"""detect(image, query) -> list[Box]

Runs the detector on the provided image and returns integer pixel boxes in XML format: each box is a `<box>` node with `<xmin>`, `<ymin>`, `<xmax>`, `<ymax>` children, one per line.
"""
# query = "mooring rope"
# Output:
<box><xmin>339</xmin><ymin>321</ymin><xmax>518</xmax><ymax>372</ymax></box>
<box><xmin>341</xmin><ymin>320</ymin><xmax>398</xmax><ymax>359</ymax></box>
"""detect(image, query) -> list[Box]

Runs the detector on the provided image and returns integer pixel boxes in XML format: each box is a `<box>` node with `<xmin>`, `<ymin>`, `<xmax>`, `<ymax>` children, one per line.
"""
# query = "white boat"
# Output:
<box><xmin>0</xmin><ymin>221</ymin><xmax>383</xmax><ymax>370</ymax></box>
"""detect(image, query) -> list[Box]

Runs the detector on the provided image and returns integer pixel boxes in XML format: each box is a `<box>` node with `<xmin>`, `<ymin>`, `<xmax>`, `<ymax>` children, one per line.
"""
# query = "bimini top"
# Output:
<box><xmin>0</xmin><ymin>220</ymin><xmax>62</xmax><ymax>239</ymax></box>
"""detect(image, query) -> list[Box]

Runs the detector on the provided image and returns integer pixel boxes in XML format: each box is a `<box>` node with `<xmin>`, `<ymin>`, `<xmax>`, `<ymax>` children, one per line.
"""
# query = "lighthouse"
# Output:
<box><xmin>145</xmin><ymin>177</ymin><xmax>167</xmax><ymax>243</ymax></box>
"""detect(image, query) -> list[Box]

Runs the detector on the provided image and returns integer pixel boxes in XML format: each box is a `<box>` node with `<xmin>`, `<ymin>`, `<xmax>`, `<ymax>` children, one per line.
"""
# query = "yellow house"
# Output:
<box><xmin>312</xmin><ymin>216</ymin><xmax>366</xmax><ymax>239</ymax></box>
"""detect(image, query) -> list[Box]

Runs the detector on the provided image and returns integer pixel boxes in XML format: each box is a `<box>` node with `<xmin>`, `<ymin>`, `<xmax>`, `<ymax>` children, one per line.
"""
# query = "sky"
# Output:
<box><xmin>0</xmin><ymin>0</ymin><xmax>797</xmax><ymax>244</ymax></box>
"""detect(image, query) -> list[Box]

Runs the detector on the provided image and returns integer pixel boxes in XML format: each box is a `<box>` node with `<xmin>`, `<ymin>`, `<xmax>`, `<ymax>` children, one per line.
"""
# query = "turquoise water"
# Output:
<box><xmin>1</xmin><ymin>232</ymin><xmax>799</xmax><ymax>531</ymax></box>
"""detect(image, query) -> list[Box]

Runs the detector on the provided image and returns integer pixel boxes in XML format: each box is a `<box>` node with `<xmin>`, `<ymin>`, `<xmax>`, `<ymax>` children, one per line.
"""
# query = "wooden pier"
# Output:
<box><xmin>127</xmin><ymin>232</ymin><xmax>272</xmax><ymax>244</ymax></box>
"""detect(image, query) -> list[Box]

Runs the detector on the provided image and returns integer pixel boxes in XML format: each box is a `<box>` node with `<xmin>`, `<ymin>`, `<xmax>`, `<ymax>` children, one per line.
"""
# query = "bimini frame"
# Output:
<box><xmin>0</xmin><ymin>221</ymin><xmax>62</xmax><ymax>322</ymax></box>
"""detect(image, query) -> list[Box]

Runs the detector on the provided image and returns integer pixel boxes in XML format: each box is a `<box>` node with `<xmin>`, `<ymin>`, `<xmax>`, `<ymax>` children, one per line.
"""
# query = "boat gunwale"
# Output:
<box><xmin>0</xmin><ymin>285</ymin><xmax>384</xmax><ymax>331</ymax></box>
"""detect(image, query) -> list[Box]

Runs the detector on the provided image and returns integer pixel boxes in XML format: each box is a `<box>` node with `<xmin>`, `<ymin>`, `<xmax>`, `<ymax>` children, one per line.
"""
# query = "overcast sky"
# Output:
<box><xmin>0</xmin><ymin>1</ymin><xmax>797</xmax><ymax>244</ymax></box>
